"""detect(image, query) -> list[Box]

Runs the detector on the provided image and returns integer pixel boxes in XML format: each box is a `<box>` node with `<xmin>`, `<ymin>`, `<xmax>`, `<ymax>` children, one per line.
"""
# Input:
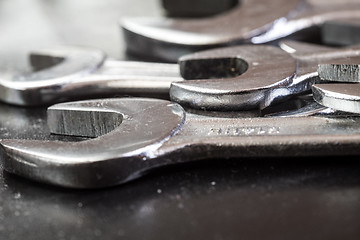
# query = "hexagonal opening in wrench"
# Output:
<box><xmin>180</xmin><ymin>57</ymin><xmax>248</xmax><ymax>80</ymax></box>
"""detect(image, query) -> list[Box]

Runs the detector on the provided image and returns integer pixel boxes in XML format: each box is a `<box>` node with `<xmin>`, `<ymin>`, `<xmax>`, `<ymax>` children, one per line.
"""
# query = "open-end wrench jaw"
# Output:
<box><xmin>122</xmin><ymin>0</ymin><xmax>360</xmax><ymax>61</ymax></box>
<box><xmin>0</xmin><ymin>46</ymin><xmax>106</xmax><ymax>106</ymax></box>
<box><xmin>122</xmin><ymin>0</ymin><xmax>301</xmax><ymax>62</ymax></box>
<box><xmin>170</xmin><ymin>45</ymin><xmax>297</xmax><ymax>111</ymax></box>
<box><xmin>0</xmin><ymin>46</ymin><xmax>184</xmax><ymax>106</ymax></box>
<box><xmin>3</xmin><ymin>96</ymin><xmax>360</xmax><ymax>188</ymax></box>
<box><xmin>0</xmin><ymin>98</ymin><xmax>185</xmax><ymax>188</ymax></box>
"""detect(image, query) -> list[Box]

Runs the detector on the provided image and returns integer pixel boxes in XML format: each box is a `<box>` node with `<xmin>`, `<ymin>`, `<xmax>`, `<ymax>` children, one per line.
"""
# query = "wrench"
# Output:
<box><xmin>172</xmin><ymin>41</ymin><xmax>360</xmax><ymax>110</ymax></box>
<box><xmin>0</xmin><ymin>46</ymin><xmax>181</xmax><ymax>106</ymax></box>
<box><xmin>0</xmin><ymin>44</ymin><xmax>297</xmax><ymax>109</ymax></box>
<box><xmin>1</xmin><ymin>97</ymin><xmax>360</xmax><ymax>188</ymax></box>
<box><xmin>3</xmin><ymin>42</ymin><xmax>360</xmax><ymax>111</ymax></box>
<box><xmin>122</xmin><ymin>0</ymin><xmax>360</xmax><ymax>61</ymax></box>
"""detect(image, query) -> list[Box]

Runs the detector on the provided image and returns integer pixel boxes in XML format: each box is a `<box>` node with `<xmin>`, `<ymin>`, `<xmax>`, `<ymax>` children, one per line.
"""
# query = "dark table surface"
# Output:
<box><xmin>0</xmin><ymin>1</ymin><xmax>359</xmax><ymax>239</ymax></box>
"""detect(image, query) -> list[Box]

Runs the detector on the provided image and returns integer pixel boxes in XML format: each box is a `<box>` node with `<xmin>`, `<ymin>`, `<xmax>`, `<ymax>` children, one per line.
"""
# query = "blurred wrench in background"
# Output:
<box><xmin>122</xmin><ymin>0</ymin><xmax>360</xmax><ymax>61</ymax></box>
<box><xmin>0</xmin><ymin>47</ymin><xmax>180</xmax><ymax>106</ymax></box>
<box><xmin>322</xmin><ymin>19</ymin><xmax>360</xmax><ymax>46</ymax></box>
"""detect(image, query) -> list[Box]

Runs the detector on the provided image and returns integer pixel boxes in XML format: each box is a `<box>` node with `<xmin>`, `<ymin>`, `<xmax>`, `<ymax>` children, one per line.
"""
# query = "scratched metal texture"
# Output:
<box><xmin>0</xmin><ymin>1</ymin><xmax>359</xmax><ymax>240</ymax></box>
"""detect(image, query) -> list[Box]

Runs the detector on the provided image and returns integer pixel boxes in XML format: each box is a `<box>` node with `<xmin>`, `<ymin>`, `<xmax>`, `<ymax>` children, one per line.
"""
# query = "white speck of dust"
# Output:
<box><xmin>77</xmin><ymin>202</ymin><xmax>83</xmax><ymax>208</ymax></box>
<box><xmin>157</xmin><ymin>189</ymin><xmax>162</xmax><ymax>194</ymax></box>
<box><xmin>14</xmin><ymin>192</ymin><xmax>21</xmax><ymax>199</ymax></box>
<box><xmin>253</xmin><ymin>62</ymin><xmax>259</xmax><ymax>66</ymax></box>
<box><xmin>211</xmin><ymin>181</ymin><xmax>216</xmax><ymax>186</ymax></box>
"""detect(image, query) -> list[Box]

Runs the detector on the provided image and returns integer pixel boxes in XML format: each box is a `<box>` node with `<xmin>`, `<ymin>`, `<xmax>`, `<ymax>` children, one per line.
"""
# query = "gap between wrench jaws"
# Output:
<box><xmin>122</xmin><ymin>0</ymin><xmax>360</xmax><ymax>61</ymax></box>
<box><xmin>2</xmin><ymin>97</ymin><xmax>360</xmax><ymax>188</ymax></box>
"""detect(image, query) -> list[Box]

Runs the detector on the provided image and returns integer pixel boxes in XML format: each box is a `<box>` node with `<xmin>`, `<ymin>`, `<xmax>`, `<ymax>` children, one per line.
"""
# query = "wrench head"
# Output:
<box><xmin>170</xmin><ymin>45</ymin><xmax>296</xmax><ymax>110</ymax></box>
<box><xmin>121</xmin><ymin>0</ymin><xmax>300</xmax><ymax>61</ymax></box>
<box><xmin>0</xmin><ymin>46</ymin><xmax>106</xmax><ymax>106</ymax></box>
<box><xmin>0</xmin><ymin>98</ymin><xmax>185</xmax><ymax>188</ymax></box>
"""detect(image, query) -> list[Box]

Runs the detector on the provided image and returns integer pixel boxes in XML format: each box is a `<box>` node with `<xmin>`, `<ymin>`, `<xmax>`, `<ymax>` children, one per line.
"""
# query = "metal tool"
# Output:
<box><xmin>4</xmin><ymin>42</ymin><xmax>360</xmax><ymax>112</ymax></box>
<box><xmin>172</xmin><ymin>41</ymin><xmax>360</xmax><ymax>110</ymax></box>
<box><xmin>171</xmin><ymin>44</ymin><xmax>297</xmax><ymax>110</ymax></box>
<box><xmin>1</xmin><ymin>44</ymin><xmax>291</xmax><ymax>108</ymax></box>
<box><xmin>312</xmin><ymin>84</ymin><xmax>360</xmax><ymax>114</ymax></box>
<box><xmin>293</xmin><ymin>12</ymin><xmax>360</xmax><ymax>115</ymax></box>
<box><xmin>2</xmin><ymin>97</ymin><xmax>360</xmax><ymax>188</ymax></box>
<box><xmin>312</xmin><ymin>62</ymin><xmax>360</xmax><ymax>114</ymax></box>
<box><xmin>0</xmin><ymin>46</ymin><xmax>181</xmax><ymax>106</ymax></box>
<box><xmin>122</xmin><ymin>0</ymin><xmax>360</xmax><ymax>61</ymax></box>
<box><xmin>0</xmin><ymin>43</ymin><xmax>298</xmax><ymax>109</ymax></box>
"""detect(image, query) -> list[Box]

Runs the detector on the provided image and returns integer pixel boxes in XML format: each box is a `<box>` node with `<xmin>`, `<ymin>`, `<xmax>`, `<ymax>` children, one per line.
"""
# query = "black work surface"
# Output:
<box><xmin>0</xmin><ymin>1</ymin><xmax>359</xmax><ymax>239</ymax></box>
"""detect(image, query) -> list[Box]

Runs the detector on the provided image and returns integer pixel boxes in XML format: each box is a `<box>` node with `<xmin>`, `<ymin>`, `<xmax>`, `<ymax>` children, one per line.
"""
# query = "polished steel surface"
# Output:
<box><xmin>7</xmin><ymin>41</ymin><xmax>358</xmax><ymax>111</ymax></box>
<box><xmin>122</xmin><ymin>0</ymin><xmax>300</xmax><ymax>61</ymax></box>
<box><xmin>2</xmin><ymin>97</ymin><xmax>360</xmax><ymax>188</ymax></box>
<box><xmin>122</xmin><ymin>0</ymin><xmax>360</xmax><ymax>61</ymax></box>
<box><xmin>313</xmin><ymin>84</ymin><xmax>360</xmax><ymax>113</ymax></box>
<box><xmin>170</xmin><ymin>45</ymin><xmax>296</xmax><ymax>110</ymax></box>
<box><xmin>1</xmin><ymin>1</ymin><xmax>360</xmax><ymax>239</ymax></box>
<box><xmin>0</xmin><ymin>47</ymin><xmax>181</xmax><ymax>106</ymax></box>
<box><xmin>1</xmin><ymin>98</ymin><xmax>185</xmax><ymax>188</ymax></box>
<box><xmin>171</xmin><ymin>41</ymin><xmax>360</xmax><ymax>111</ymax></box>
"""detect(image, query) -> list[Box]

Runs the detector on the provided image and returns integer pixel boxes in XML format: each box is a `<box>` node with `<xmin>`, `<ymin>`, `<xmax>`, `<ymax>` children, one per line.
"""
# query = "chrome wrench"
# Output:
<box><xmin>0</xmin><ymin>46</ymin><xmax>181</xmax><ymax>106</ymax></box>
<box><xmin>1</xmin><ymin>97</ymin><xmax>360</xmax><ymax>188</ymax></box>
<box><xmin>2</xmin><ymin>42</ymin><xmax>360</xmax><ymax>111</ymax></box>
<box><xmin>122</xmin><ymin>0</ymin><xmax>360</xmax><ymax>61</ymax></box>
<box><xmin>172</xmin><ymin>41</ymin><xmax>360</xmax><ymax>110</ymax></box>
